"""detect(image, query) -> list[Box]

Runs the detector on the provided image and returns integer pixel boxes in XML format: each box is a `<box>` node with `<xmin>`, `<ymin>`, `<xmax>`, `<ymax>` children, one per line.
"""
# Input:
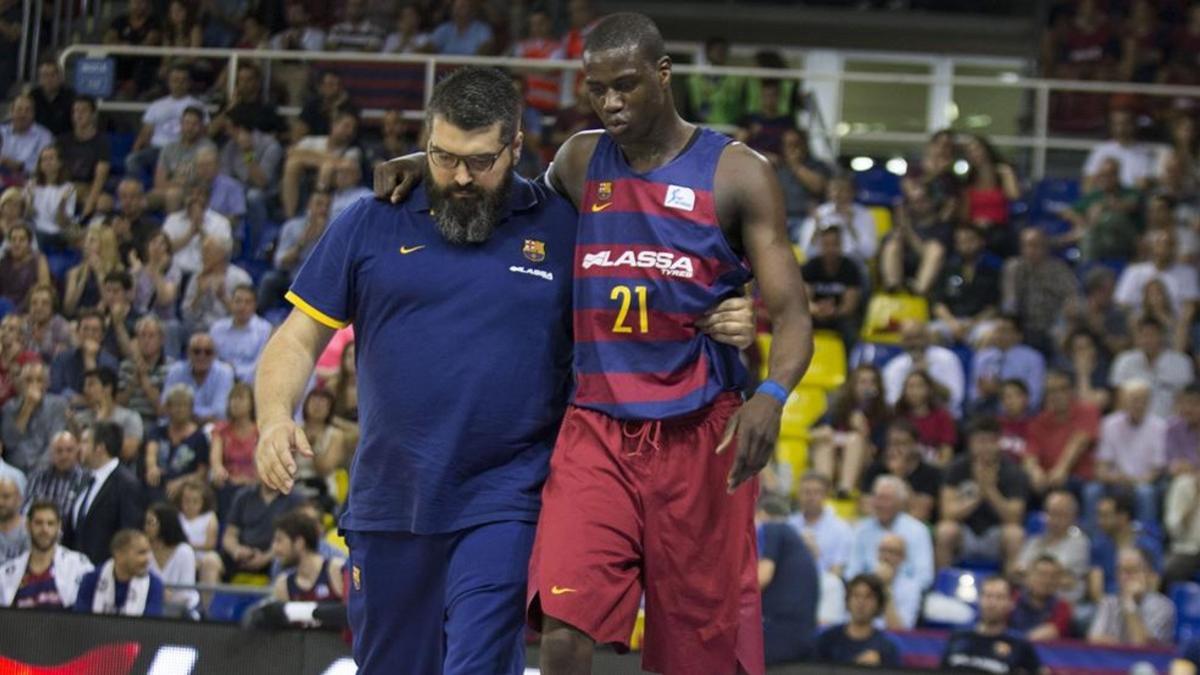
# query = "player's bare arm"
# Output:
<box><xmin>714</xmin><ymin>142</ymin><xmax>814</xmax><ymax>492</ymax></box>
<box><xmin>254</xmin><ymin>309</ymin><xmax>336</xmax><ymax>493</ymax></box>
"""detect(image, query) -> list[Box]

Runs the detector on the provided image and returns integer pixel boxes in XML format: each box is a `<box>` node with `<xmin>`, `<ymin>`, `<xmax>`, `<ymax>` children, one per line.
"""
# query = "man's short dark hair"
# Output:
<box><xmin>584</xmin><ymin>12</ymin><xmax>665</xmax><ymax>65</ymax></box>
<box><xmin>232</xmin><ymin>284</ymin><xmax>256</xmax><ymax>299</ymax></box>
<box><xmin>110</xmin><ymin>528</ymin><xmax>145</xmax><ymax>555</ymax></box>
<box><xmin>846</xmin><ymin>573</ymin><xmax>887</xmax><ymax>616</ymax></box>
<box><xmin>425</xmin><ymin>67</ymin><xmax>521</xmax><ymax>145</ymax></box>
<box><xmin>982</xmin><ymin>575</ymin><xmax>1011</xmax><ymax>594</ymax></box>
<box><xmin>90</xmin><ymin>421</ymin><xmax>123</xmax><ymax>460</ymax></box>
<box><xmin>1103</xmin><ymin>487</ymin><xmax>1136</xmax><ymax>520</ymax></box>
<box><xmin>169</xmin><ymin>63</ymin><xmax>191</xmax><ymax>78</ymax></box>
<box><xmin>182</xmin><ymin>106</ymin><xmax>205</xmax><ymax>122</ymax></box>
<box><xmin>275</xmin><ymin>510</ymin><xmax>320</xmax><ymax>552</ymax></box>
<box><xmin>1032</xmin><ymin>554</ymin><xmax>1061</xmax><ymax>569</ymax></box>
<box><xmin>27</xmin><ymin>499</ymin><xmax>60</xmax><ymax>522</ymax></box>
<box><xmin>103</xmin><ymin>270</ymin><xmax>133</xmax><ymax>291</ymax></box>
<box><xmin>1137</xmin><ymin>316</ymin><xmax>1165</xmax><ymax>333</ymax></box>
<box><xmin>75</xmin><ymin>95</ymin><xmax>97</xmax><ymax>114</ymax></box>
<box><xmin>84</xmin><ymin>367</ymin><xmax>118</xmax><ymax>396</ymax></box>
<box><xmin>77</xmin><ymin>308</ymin><xmax>104</xmax><ymax>328</ymax></box>
<box><xmin>1001</xmin><ymin>378</ymin><xmax>1028</xmax><ymax>396</ymax></box>
<box><xmin>965</xmin><ymin>415</ymin><xmax>1002</xmax><ymax>438</ymax></box>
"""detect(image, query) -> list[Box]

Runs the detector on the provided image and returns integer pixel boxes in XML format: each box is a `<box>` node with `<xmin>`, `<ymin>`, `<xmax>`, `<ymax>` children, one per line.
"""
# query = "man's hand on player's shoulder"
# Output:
<box><xmin>695</xmin><ymin>295</ymin><xmax>755</xmax><ymax>349</ymax></box>
<box><xmin>373</xmin><ymin>153</ymin><xmax>426</xmax><ymax>204</ymax></box>
<box><xmin>717</xmin><ymin>392</ymin><xmax>783</xmax><ymax>492</ymax></box>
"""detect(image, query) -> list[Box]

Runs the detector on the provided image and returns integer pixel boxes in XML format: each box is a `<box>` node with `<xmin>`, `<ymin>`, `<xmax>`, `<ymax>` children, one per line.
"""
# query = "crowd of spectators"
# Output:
<box><xmin>0</xmin><ymin>1</ymin><xmax>1199</xmax><ymax>671</ymax></box>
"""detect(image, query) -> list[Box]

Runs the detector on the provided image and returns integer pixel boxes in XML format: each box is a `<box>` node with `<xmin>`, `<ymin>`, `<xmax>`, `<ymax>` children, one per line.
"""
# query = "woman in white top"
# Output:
<box><xmin>24</xmin><ymin>145</ymin><xmax>76</xmax><ymax>247</ymax></box>
<box><xmin>144</xmin><ymin>502</ymin><xmax>200</xmax><ymax>619</ymax></box>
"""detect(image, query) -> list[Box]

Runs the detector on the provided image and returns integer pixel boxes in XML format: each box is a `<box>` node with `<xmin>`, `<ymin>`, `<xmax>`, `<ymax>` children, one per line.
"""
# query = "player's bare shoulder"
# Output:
<box><xmin>714</xmin><ymin>140</ymin><xmax>783</xmax><ymax>224</ymax></box>
<box><xmin>549</xmin><ymin>130</ymin><xmax>605</xmax><ymax>207</ymax></box>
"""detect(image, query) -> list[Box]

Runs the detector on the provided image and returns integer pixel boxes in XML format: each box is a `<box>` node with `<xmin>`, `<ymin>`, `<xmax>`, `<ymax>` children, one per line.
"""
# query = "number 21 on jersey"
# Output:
<box><xmin>610</xmin><ymin>285</ymin><xmax>649</xmax><ymax>334</ymax></box>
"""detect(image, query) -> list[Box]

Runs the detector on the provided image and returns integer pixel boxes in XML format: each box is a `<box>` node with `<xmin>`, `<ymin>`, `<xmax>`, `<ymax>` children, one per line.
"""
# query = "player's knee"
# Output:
<box><xmin>540</xmin><ymin>617</ymin><xmax>593</xmax><ymax>673</ymax></box>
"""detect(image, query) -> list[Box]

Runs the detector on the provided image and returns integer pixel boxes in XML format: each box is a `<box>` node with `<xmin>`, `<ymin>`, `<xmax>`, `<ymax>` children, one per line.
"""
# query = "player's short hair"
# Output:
<box><xmin>584</xmin><ymin>12</ymin><xmax>665</xmax><ymax>65</ymax></box>
<box><xmin>275</xmin><ymin>511</ymin><xmax>320</xmax><ymax>552</ymax></box>
<box><xmin>27</xmin><ymin>499</ymin><xmax>60</xmax><ymax>522</ymax></box>
<box><xmin>110</xmin><ymin>528</ymin><xmax>146</xmax><ymax>555</ymax></box>
<box><xmin>426</xmin><ymin>66</ymin><xmax>521</xmax><ymax>145</ymax></box>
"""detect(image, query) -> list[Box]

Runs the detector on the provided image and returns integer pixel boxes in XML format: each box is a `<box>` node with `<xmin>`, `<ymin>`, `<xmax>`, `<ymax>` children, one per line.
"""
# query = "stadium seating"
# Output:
<box><xmin>779</xmin><ymin>386</ymin><xmax>828</xmax><ymax>439</ymax></box>
<box><xmin>1172</xmin><ymin>582</ymin><xmax>1200</xmax><ymax>644</ymax></box>
<box><xmin>798</xmin><ymin>329</ymin><xmax>847</xmax><ymax>390</ymax></box>
<box><xmin>853</xmin><ymin>167</ymin><xmax>902</xmax><ymax>207</ymax></box>
<box><xmin>921</xmin><ymin>567</ymin><xmax>984</xmax><ymax>629</ymax></box>
<box><xmin>868</xmin><ymin>205</ymin><xmax>893</xmax><ymax>241</ymax></box>
<box><xmin>859</xmin><ymin>293</ymin><xmax>929</xmax><ymax>344</ymax></box>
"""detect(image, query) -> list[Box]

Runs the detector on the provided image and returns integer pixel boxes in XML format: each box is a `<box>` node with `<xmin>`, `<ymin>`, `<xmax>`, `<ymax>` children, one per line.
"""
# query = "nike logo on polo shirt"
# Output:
<box><xmin>550</xmin><ymin>586</ymin><xmax>577</xmax><ymax>595</ymax></box>
<box><xmin>590</xmin><ymin>202</ymin><xmax>614</xmax><ymax>213</ymax></box>
<box><xmin>399</xmin><ymin>245</ymin><xmax>426</xmax><ymax>254</ymax></box>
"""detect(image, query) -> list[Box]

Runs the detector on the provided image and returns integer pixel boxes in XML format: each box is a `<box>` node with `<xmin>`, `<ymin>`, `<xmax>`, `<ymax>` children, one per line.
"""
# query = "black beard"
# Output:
<box><xmin>425</xmin><ymin>166</ymin><xmax>513</xmax><ymax>245</ymax></box>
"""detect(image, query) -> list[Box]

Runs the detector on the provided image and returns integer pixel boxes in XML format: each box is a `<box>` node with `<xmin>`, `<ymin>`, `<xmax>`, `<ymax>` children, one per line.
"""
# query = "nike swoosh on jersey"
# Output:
<box><xmin>550</xmin><ymin>586</ymin><xmax>577</xmax><ymax>595</ymax></box>
<box><xmin>399</xmin><ymin>245</ymin><xmax>426</xmax><ymax>254</ymax></box>
<box><xmin>590</xmin><ymin>202</ymin><xmax>614</xmax><ymax>213</ymax></box>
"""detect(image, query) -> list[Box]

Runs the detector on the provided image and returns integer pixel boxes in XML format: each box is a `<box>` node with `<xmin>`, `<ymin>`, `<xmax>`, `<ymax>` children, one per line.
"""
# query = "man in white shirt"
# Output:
<box><xmin>846</xmin><ymin>475</ymin><xmax>935</xmax><ymax>591</ymax></box>
<box><xmin>124</xmin><ymin>65</ymin><xmax>206</xmax><ymax>181</ymax></box>
<box><xmin>882</xmin><ymin>321</ymin><xmax>966</xmax><ymax>416</ymax></box>
<box><xmin>1086</xmin><ymin>379</ymin><xmax>1168</xmax><ymax>528</ymax></box>
<box><xmin>1082</xmin><ymin>109</ymin><xmax>1164</xmax><ymax>191</ymax></box>
<box><xmin>161</xmin><ymin>185</ymin><xmax>233</xmax><ymax>276</ymax></box>
<box><xmin>796</xmin><ymin>174</ymin><xmax>878</xmax><ymax>263</ymax></box>
<box><xmin>0</xmin><ymin>501</ymin><xmax>93</xmax><ymax>608</ymax></box>
<box><xmin>1114</xmin><ymin>228</ymin><xmax>1199</xmax><ymax>317</ymax></box>
<box><xmin>0</xmin><ymin>94</ymin><xmax>53</xmax><ymax>179</ymax></box>
<box><xmin>281</xmin><ymin>109</ymin><xmax>362</xmax><ymax>218</ymax></box>
<box><xmin>787</xmin><ymin>471</ymin><xmax>852</xmax><ymax>576</ymax></box>
<box><xmin>1110</xmin><ymin>317</ymin><xmax>1194</xmax><ymax>419</ymax></box>
<box><xmin>210</xmin><ymin>285</ymin><xmax>272</xmax><ymax>382</ymax></box>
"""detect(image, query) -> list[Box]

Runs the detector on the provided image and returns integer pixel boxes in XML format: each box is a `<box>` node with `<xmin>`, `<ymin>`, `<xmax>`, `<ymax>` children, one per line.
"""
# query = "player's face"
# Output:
<box><xmin>271</xmin><ymin>530</ymin><xmax>299</xmax><ymax>566</ymax></box>
<box><xmin>425</xmin><ymin>116</ymin><xmax>517</xmax><ymax>245</ymax></box>
<box><xmin>583</xmin><ymin>47</ymin><xmax>669</xmax><ymax>142</ymax></box>
<box><xmin>28</xmin><ymin>509</ymin><xmax>60</xmax><ymax>552</ymax></box>
<box><xmin>847</xmin><ymin>582</ymin><xmax>879</xmax><ymax>624</ymax></box>
<box><xmin>117</xmin><ymin>536</ymin><xmax>152</xmax><ymax>577</ymax></box>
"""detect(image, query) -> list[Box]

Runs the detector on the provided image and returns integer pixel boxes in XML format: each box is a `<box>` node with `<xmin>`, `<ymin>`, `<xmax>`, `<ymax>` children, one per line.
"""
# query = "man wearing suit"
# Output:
<box><xmin>65</xmin><ymin>422</ymin><xmax>142</xmax><ymax>565</ymax></box>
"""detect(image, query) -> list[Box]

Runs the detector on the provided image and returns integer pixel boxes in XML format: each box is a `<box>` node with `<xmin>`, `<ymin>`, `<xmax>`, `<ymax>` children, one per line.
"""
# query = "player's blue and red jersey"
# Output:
<box><xmin>286</xmin><ymin>559</ymin><xmax>340</xmax><ymax>602</ymax></box>
<box><xmin>13</xmin><ymin>565</ymin><xmax>61</xmax><ymax>608</ymax></box>
<box><xmin>571</xmin><ymin>128</ymin><xmax>752</xmax><ymax>420</ymax></box>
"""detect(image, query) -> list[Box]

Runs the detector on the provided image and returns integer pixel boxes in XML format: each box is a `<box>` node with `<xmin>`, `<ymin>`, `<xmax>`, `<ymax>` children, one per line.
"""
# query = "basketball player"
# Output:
<box><xmin>376</xmin><ymin>14</ymin><xmax>813</xmax><ymax>674</ymax></box>
<box><xmin>0</xmin><ymin>501</ymin><xmax>93</xmax><ymax>609</ymax></box>
<box><xmin>254</xmin><ymin>67</ymin><xmax>754</xmax><ymax>674</ymax></box>
<box><xmin>270</xmin><ymin>511</ymin><xmax>345</xmax><ymax>603</ymax></box>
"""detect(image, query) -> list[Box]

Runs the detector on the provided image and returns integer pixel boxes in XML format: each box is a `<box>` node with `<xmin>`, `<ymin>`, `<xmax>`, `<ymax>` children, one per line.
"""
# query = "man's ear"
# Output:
<box><xmin>511</xmin><ymin>129</ymin><xmax>525</xmax><ymax>166</ymax></box>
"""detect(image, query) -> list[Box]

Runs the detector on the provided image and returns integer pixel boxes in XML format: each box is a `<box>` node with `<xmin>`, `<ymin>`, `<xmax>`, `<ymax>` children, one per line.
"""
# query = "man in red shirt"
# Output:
<box><xmin>1025</xmin><ymin>370</ymin><xmax>1100</xmax><ymax>498</ymax></box>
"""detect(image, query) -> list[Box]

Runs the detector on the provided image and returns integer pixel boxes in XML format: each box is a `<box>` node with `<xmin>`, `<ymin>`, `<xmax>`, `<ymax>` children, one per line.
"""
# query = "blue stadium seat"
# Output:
<box><xmin>1024</xmin><ymin>511</ymin><xmax>1047</xmax><ymax>537</ymax></box>
<box><xmin>205</xmin><ymin>591</ymin><xmax>262</xmax><ymax>623</ymax></box>
<box><xmin>1028</xmin><ymin>177</ymin><xmax>1080</xmax><ymax>223</ymax></box>
<box><xmin>854</xmin><ymin>167</ymin><xmax>901</xmax><ymax>207</ymax></box>
<box><xmin>922</xmin><ymin>567</ymin><xmax>983</xmax><ymax>629</ymax></box>
<box><xmin>1172</xmin><ymin>582</ymin><xmax>1200</xmax><ymax>644</ymax></box>
<box><xmin>849</xmin><ymin>342</ymin><xmax>902</xmax><ymax>370</ymax></box>
<box><xmin>107</xmin><ymin>132</ymin><xmax>135</xmax><ymax>178</ymax></box>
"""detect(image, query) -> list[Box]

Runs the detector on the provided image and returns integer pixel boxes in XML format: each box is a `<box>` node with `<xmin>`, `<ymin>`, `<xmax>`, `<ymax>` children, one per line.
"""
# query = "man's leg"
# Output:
<box><xmin>935</xmin><ymin>520</ymin><xmax>963</xmax><ymax>569</ymax></box>
<box><xmin>527</xmin><ymin>406</ymin><xmax>646</xmax><ymax>673</ymax></box>
<box><xmin>345</xmin><ymin>530</ymin><xmax>449</xmax><ymax>675</ymax></box>
<box><xmin>442</xmin><ymin>520</ymin><xmax>536</xmax><ymax>675</ymax></box>
<box><xmin>642</xmin><ymin>394</ymin><xmax>764</xmax><ymax>675</ymax></box>
<box><xmin>1134</xmin><ymin>481</ymin><xmax>1160</xmax><ymax>527</ymax></box>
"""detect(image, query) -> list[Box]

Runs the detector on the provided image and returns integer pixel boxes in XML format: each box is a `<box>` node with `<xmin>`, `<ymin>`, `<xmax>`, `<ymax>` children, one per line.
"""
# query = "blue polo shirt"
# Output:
<box><xmin>286</xmin><ymin>177</ymin><xmax>576</xmax><ymax>534</ymax></box>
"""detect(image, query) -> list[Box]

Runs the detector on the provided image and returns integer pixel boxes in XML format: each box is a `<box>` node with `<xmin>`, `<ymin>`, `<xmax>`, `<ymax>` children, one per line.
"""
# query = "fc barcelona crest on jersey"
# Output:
<box><xmin>597</xmin><ymin>181</ymin><xmax>613</xmax><ymax>201</ymax></box>
<box><xmin>523</xmin><ymin>239</ymin><xmax>546</xmax><ymax>263</ymax></box>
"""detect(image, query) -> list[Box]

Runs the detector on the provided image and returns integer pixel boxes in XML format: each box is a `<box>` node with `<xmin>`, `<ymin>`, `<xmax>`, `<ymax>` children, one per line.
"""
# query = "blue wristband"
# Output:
<box><xmin>757</xmin><ymin>380</ymin><xmax>789</xmax><ymax>405</ymax></box>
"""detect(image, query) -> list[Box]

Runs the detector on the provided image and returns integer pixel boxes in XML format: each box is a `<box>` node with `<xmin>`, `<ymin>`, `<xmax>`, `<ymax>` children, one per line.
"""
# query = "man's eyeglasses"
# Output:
<box><xmin>427</xmin><ymin>141</ymin><xmax>510</xmax><ymax>174</ymax></box>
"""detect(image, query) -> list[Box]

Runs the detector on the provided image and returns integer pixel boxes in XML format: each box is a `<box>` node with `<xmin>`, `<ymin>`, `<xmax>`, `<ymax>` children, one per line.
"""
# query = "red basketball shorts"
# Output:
<box><xmin>526</xmin><ymin>393</ymin><xmax>765</xmax><ymax>675</ymax></box>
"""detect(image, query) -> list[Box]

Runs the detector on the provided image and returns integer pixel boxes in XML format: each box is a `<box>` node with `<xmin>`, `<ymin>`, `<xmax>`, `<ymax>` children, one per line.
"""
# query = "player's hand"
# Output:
<box><xmin>716</xmin><ymin>393</ymin><xmax>782</xmax><ymax>493</ymax></box>
<box><xmin>373</xmin><ymin>155</ymin><xmax>424</xmax><ymax>204</ymax></box>
<box><xmin>695</xmin><ymin>296</ymin><xmax>755</xmax><ymax>349</ymax></box>
<box><xmin>256</xmin><ymin>420</ymin><xmax>313</xmax><ymax>493</ymax></box>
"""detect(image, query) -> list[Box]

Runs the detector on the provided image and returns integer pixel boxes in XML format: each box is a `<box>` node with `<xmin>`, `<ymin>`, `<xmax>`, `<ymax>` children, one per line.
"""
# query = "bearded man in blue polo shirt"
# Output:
<box><xmin>254</xmin><ymin>67</ymin><xmax>752</xmax><ymax>675</ymax></box>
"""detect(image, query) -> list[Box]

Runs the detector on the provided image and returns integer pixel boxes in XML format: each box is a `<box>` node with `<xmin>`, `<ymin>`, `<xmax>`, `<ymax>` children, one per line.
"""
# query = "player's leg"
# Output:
<box><xmin>344</xmin><ymin>530</ymin><xmax>449</xmax><ymax>675</ymax></box>
<box><xmin>442</xmin><ymin>520</ymin><xmax>537</xmax><ymax>675</ymax></box>
<box><xmin>642</xmin><ymin>394</ymin><xmax>764</xmax><ymax>675</ymax></box>
<box><xmin>527</xmin><ymin>406</ymin><xmax>646</xmax><ymax>673</ymax></box>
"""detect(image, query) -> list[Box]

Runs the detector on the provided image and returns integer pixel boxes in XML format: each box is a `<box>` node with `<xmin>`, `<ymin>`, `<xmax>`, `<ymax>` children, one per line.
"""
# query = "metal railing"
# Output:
<box><xmin>57</xmin><ymin>43</ymin><xmax>1200</xmax><ymax>178</ymax></box>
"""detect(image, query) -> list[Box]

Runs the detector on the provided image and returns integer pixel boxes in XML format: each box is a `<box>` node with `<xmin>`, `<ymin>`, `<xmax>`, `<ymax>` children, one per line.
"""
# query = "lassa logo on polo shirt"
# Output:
<box><xmin>581</xmin><ymin>250</ymin><xmax>695</xmax><ymax>278</ymax></box>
